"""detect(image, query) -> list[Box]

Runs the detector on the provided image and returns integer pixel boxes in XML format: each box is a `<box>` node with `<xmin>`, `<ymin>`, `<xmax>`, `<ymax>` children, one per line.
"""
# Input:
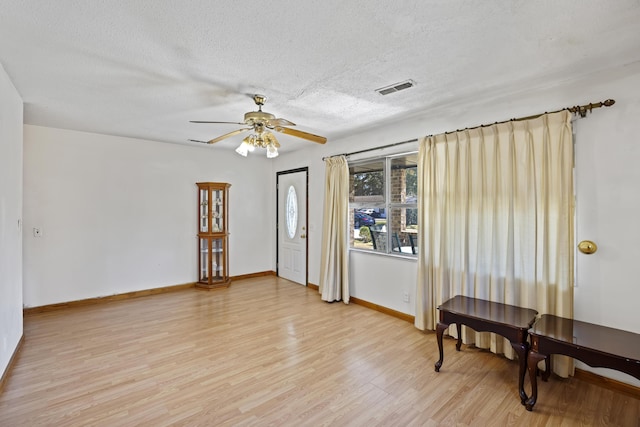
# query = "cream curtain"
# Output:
<box><xmin>415</xmin><ymin>111</ymin><xmax>574</xmax><ymax>377</ymax></box>
<box><xmin>319</xmin><ymin>156</ymin><xmax>350</xmax><ymax>303</ymax></box>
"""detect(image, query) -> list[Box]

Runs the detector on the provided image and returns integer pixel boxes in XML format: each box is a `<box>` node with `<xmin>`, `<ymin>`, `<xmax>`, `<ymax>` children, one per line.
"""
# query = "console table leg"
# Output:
<box><xmin>525</xmin><ymin>350</ymin><xmax>547</xmax><ymax>411</ymax></box>
<box><xmin>435</xmin><ymin>322</ymin><xmax>448</xmax><ymax>372</ymax></box>
<box><xmin>542</xmin><ymin>355</ymin><xmax>551</xmax><ymax>382</ymax></box>
<box><xmin>510</xmin><ymin>341</ymin><xmax>529</xmax><ymax>404</ymax></box>
<box><xmin>455</xmin><ymin>323</ymin><xmax>462</xmax><ymax>351</ymax></box>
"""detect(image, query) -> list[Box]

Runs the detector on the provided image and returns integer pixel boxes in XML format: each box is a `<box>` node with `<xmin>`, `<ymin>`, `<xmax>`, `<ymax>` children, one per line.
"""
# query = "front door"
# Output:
<box><xmin>277</xmin><ymin>169</ymin><xmax>307</xmax><ymax>285</ymax></box>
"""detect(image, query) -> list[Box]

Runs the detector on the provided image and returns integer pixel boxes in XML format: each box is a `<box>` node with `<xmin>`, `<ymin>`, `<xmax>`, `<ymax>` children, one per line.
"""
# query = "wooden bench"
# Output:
<box><xmin>525</xmin><ymin>314</ymin><xmax>640</xmax><ymax>411</ymax></box>
<box><xmin>435</xmin><ymin>296</ymin><xmax>538</xmax><ymax>404</ymax></box>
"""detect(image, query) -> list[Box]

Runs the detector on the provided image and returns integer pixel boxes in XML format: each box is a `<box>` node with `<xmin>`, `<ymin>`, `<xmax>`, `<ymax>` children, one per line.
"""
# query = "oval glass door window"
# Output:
<box><xmin>286</xmin><ymin>185</ymin><xmax>298</xmax><ymax>239</ymax></box>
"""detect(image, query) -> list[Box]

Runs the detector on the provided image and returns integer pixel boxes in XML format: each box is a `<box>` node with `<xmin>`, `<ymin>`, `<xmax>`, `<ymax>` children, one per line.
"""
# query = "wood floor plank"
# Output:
<box><xmin>1</xmin><ymin>276</ymin><xmax>638</xmax><ymax>426</ymax></box>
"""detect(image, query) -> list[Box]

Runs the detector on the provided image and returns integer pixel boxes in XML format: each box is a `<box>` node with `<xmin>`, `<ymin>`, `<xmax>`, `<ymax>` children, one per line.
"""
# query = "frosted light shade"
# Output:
<box><xmin>235</xmin><ymin>142</ymin><xmax>249</xmax><ymax>156</ymax></box>
<box><xmin>266</xmin><ymin>143</ymin><xmax>279</xmax><ymax>158</ymax></box>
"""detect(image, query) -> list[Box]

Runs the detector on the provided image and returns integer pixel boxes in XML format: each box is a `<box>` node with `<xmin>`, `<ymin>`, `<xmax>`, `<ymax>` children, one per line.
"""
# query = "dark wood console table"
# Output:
<box><xmin>525</xmin><ymin>314</ymin><xmax>640</xmax><ymax>411</ymax></box>
<box><xmin>435</xmin><ymin>296</ymin><xmax>538</xmax><ymax>404</ymax></box>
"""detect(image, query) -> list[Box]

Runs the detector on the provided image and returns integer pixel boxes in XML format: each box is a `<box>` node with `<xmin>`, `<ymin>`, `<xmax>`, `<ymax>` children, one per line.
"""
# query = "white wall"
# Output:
<box><xmin>572</xmin><ymin>70</ymin><xmax>640</xmax><ymax>386</ymax></box>
<box><xmin>0</xmin><ymin>63</ymin><xmax>23</xmax><ymax>380</ymax></box>
<box><xmin>274</xmin><ymin>63</ymin><xmax>640</xmax><ymax>386</ymax></box>
<box><xmin>23</xmin><ymin>126</ymin><xmax>274</xmax><ymax>307</ymax></box>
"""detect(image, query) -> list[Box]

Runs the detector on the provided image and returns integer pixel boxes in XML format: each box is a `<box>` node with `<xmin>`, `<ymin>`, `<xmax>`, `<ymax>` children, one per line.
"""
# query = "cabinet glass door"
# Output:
<box><xmin>212</xmin><ymin>188</ymin><xmax>223</xmax><ymax>232</ymax></box>
<box><xmin>199</xmin><ymin>237</ymin><xmax>209</xmax><ymax>281</ymax></box>
<box><xmin>199</xmin><ymin>237</ymin><xmax>225</xmax><ymax>282</ymax></box>
<box><xmin>200</xmin><ymin>188</ymin><xmax>209</xmax><ymax>233</ymax></box>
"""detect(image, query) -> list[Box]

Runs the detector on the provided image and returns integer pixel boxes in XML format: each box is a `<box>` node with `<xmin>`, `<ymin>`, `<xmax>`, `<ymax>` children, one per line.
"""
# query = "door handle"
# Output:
<box><xmin>300</xmin><ymin>234</ymin><xmax>306</xmax><ymax>239</ymax></box>
<box><xmin>578</xmin><ymin>240</ymin><xmax>597</xmax><ymax>254</ymax></box>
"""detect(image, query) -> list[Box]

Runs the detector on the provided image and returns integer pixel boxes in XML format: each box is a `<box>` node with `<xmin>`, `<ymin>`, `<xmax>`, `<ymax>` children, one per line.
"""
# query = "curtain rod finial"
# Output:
<box><xmin>604</xmin><ymin>99</ymin><xmax>615</xmax><ymax>107</ymax></box>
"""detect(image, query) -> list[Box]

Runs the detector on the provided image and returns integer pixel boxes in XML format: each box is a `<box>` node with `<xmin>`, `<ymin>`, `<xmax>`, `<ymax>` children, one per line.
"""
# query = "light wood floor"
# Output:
<box><xmin>1</xmin><ymin>277</ymin><xmax>638</xmax><ymax>426</ymax></box>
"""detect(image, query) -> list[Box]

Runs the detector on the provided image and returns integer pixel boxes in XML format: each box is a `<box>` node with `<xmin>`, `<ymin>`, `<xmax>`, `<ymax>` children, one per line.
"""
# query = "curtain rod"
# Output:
<box><xmin>323</xmin><ymin>98</ymin><xmax>615</xmax><ymax>161</ymax></box>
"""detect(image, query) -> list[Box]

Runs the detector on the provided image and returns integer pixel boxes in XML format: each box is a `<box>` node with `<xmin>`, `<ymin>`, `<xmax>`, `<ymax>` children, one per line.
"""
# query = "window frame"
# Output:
<box><xmin>349</xmin><ymin>151</ymin><xmax>418</xmax><ymax>257</ymax></box>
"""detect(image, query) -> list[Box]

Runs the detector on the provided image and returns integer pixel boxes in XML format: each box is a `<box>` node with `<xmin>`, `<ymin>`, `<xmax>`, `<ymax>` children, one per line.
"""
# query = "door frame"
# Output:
<box><xmin>276</xmin><ymin>167</ymin><xmax>309</xmax><ymax>285</ymax></box>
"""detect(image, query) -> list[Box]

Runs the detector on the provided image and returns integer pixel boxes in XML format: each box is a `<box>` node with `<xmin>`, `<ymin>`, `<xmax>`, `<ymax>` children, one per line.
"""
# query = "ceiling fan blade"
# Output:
<box><xmin>269</xmin><ymin>117</ymin><xmax>296</xmax><ymax>127</ymax></box>
<box><xmin>190</xmin><ymin>120</ymin><xmax>246</xmax><ymax>125</ymax></box>
<box><xmin>274</xmin><ymin>126</ymin><xmax>327</xmax><ymax>144</ymax></box>
<box><xmin>189</xmin><ymin>139</ymin><xmax>209</xmax><ymax>144</ymax></box>
<box><xmin>207</xmin><ymin>128</ymin><xmax>252</xmax><ymax>144</ymax></box>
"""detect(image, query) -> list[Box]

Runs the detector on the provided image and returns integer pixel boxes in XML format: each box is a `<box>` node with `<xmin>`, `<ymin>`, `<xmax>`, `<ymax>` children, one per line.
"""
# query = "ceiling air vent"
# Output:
<box><xmin>375</xmin><ymin>79</ymin><xmax>415</xmax><ymax>95</ymax></box>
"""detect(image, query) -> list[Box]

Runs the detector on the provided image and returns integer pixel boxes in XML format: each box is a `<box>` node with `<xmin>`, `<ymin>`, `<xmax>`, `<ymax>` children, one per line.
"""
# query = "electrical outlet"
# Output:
<box><xmin>403</xmin><ymin>291</ymin><xmax>410</xmax><ymax>303</ymax></box>
<box><xmin>33</xmin><ymin>227</ymin><xmax>42</xmax><ymax>237</ymax></box>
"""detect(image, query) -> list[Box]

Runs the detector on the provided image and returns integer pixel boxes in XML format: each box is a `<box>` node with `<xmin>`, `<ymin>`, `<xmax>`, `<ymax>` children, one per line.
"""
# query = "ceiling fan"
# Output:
<box><xmin>190</xmin><ymin>94</ymin><xmax>327</xmax><ymax>158</ymax></box>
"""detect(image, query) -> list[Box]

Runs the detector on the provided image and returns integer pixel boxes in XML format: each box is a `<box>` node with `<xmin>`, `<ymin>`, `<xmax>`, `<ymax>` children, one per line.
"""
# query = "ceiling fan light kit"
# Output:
<box><xmin>190</xmin><ymin>94</ymin><xmax>326</xmax><ymax>158</ymax></box>
<box><xmin>236</xmin><ymin>131</ymin><xmax>278</xmax><ymax>157</ymax></box>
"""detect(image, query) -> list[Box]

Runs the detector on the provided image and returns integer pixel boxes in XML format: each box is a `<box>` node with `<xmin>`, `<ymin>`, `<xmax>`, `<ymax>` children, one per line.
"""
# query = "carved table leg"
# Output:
<box><xmin>510</xmin><ymin>341</ymin><xmax>529</xmax><ymax>404</ymax></box>
<box><xmin>525</xmin><ymin>350</ymin><xmax>547</xmax><ymax>411</ymax></box>
<box><xmin>455</xmin><ymin>323</ymin><xmax>462</xmax><ymax>351</ymax></box>
<box><xmin>435</xmin><ymin>322</ymin><xmax>449</xmax><ymax>372</ymax></box>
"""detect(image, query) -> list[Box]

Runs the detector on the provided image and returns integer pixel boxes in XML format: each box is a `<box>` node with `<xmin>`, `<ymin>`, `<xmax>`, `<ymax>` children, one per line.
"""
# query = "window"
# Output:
<box><xmin>349</xmin><ymin>152</ymin><xmax>418</xmax><ymax>255</ymax></box>
<box><xmin>286</xmin><ymin>185</ymin><xmax>297</xmax><ymax>239</ymax></box>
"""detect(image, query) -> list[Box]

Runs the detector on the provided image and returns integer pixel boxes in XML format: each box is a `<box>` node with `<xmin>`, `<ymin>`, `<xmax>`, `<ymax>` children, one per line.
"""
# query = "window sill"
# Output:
<box><xmin>349</xmin><ymin>247</ymin><xmax>418</xmax><ymax>260</ymax></box>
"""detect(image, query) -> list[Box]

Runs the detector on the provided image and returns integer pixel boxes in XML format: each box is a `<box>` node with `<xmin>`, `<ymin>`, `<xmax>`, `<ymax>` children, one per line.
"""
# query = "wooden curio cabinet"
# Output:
<box><xmin>197</xmin><ymin>182</ymin><xmax>231</xmax><ymax>289</ymax></box>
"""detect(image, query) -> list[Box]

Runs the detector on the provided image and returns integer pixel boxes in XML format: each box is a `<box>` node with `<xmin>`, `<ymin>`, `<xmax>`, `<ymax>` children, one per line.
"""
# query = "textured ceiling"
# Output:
<box><xmin>1</xmin><ymin>1</ymin><xmax>640</xmax><ymax>153</ymax></box>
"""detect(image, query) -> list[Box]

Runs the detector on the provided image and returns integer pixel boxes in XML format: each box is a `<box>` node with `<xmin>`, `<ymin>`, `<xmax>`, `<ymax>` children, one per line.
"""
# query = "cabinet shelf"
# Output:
<box><xmin>196</xmin><ymin>182</ymin><xmax>231</xmax><ymax>290</ymax></box>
